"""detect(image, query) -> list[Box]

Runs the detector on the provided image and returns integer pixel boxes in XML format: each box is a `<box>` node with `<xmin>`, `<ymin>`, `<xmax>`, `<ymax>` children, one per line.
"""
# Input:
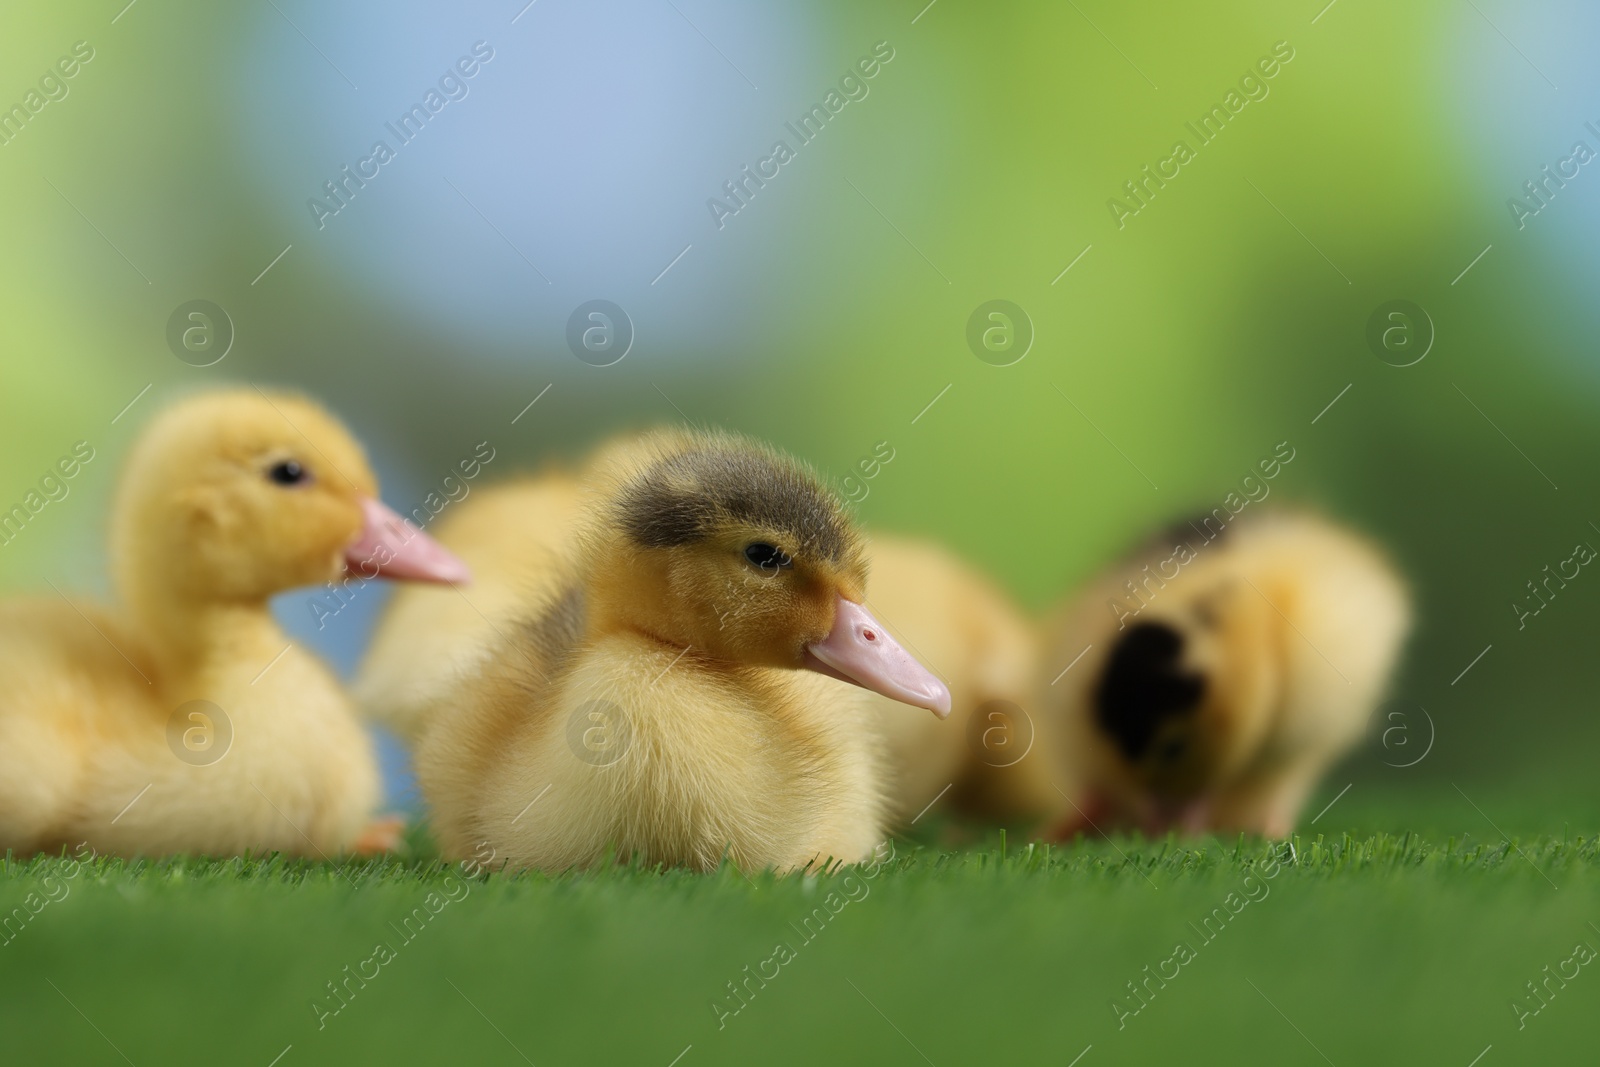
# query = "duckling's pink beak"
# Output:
<box><xmin>804</xmin><ymin>597</ymin><xmax>951</xmax><ymax>717</ymax></box>
<box><xmin>344</xmin><ymin>498</ymin><xmax>472</xmax><ymax>584</ymax></box>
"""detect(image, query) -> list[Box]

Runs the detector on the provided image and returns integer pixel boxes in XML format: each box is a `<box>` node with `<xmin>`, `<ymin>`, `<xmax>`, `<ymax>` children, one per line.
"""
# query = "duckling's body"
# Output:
<box><xmin>362</xmin><ymin>483</ymin><xmax>1036</xmax><ymax>842</ymax></box>
<box><xmin>424</xmin><ymin>614</ymin><xmax>884</xmax><ymax>870</ymax></box>
<box><xmin>0</xmin><ymin>597</ymin><xmax>376</xmax><ymax>855</ymax></box>
<box><xmin>403</xmin><ymin>429</ymin><xmax>949</xmax><ymax>872</ymax></box>
<box><xmin>855</xmin><ymin>537</ymin><xmax>1053</xmax><ymax>826</ymax></box>
<box><xmin>0</xmin><ymin>390</ymin><xmax>467</xmax><ymax>858</ymax></box>
<box><xmin>0</xmin><ymin>598</ymin><xmax>380</xmax><ymax>857</ymax></box>
<box><xmin>1042</xmin><ymin>510</ymin><xmax>1410</xmax><ymax>838</ymax></box>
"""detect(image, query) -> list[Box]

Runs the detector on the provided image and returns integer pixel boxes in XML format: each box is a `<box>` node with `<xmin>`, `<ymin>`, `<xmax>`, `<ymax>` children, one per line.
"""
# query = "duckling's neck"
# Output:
<box><xmin>124</xmin><ymin>583</ymin><xmax>287</xmax><ymax>680</ymax></box>
<box><xmin>581</xmin><ymin>543</ymin><xmax>696</xmax><ymax>652</ymax></box>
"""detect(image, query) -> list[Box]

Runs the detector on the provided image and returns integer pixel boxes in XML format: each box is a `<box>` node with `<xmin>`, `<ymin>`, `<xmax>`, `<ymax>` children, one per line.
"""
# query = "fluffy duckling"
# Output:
<box><xmin>413</xmin><ymin>429</ymin><xmax>950</xmax><ymax>872</ymax></box>
<box><xmin>0</xmin><ymin>389</ymin><xmax>469</xmax><ymax>858</ymax></box>
<box><xmin>1041</xmin><ymin>510</ymin><xmax>1410</xmax><ymax>838</ymax></box>
<box><xmin>852</xmin><ymin>536</ymin><xmax>1055</xmax><ymax>827</ymax></box>
<box><xmin>363</xmin><ymin>472</ymin><xmax>1045</xmax><ymax>834</ymax></box>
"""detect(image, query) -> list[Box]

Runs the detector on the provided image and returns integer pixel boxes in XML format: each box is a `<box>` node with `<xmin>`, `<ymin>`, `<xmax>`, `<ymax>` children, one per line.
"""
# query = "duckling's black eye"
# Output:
<box><xmin>266</xmin><ymin>460</ymin><xmax>308</xmax><ymax>487</ymax></box>
<box><xmin>743</xmin><ymin>542</ymin><xmax>792</xmax><ymax>573</ymax></box>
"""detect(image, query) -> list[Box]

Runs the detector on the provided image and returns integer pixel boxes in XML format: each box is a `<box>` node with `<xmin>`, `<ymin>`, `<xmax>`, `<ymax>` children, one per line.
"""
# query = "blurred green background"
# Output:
<box><xmin>2</xmin><ymin>0</ymin><xmax>1598</xmax><ymax>1059</ymax></box>
<box><xmin>4</xmin><ymin>0</ymin><xmax>1593</xmax><ymax>801</ymax></box>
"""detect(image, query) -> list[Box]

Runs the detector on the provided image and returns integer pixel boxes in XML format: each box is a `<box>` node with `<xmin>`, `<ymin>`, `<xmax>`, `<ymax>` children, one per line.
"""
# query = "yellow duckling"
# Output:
<box><xmin>1041</xmin><ymin>510</ymin><xmax>1410</xmax><ymax>838</ymax></box>
<box><xmin>0</xmin><ymin>389</ymin><xmax>469</xmax><ymax>858</ymax></box>
<box><xmin>406</xmin><ymin>428</ymin><xmax>950</xmax><ymax>872</ymax></box>
<box><xmin>360</xmin><ymin>462</ymin><xmax>1041</xmax><ymax>835</ymax></box>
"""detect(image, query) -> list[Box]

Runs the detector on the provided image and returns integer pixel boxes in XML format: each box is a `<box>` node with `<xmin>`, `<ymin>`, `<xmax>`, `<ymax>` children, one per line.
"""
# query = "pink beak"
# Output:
<box><xmin>804</xmin><ymin>597</ymin><xmax>951</xmax><ymax>717</ymax></box>
<box><xmin>343</xmin><ymin>498</ymin><xmax>472</xmax><ymax>585</ymax></box>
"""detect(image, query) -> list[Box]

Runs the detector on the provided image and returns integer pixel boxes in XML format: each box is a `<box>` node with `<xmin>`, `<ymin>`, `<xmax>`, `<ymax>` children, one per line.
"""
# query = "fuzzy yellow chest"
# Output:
<box><xmin>468</xmin><ymin>637</ymin><xmax>884</xmax><ymax>873</ymax></box>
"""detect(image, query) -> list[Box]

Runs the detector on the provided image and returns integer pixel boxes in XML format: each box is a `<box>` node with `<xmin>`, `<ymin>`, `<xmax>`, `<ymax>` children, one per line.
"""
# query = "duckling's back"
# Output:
<box><xmin>1227</xmin><ymin>510</ymin><xmax>1411</xmax><ymax>753</ymax></box>
<box><xmin>856</xmin><ymin>535</ymin><xmax>1051</xmax><ymax>825</ymax></box>
<box><xmin>0</xmin><ymin>599</ymin><xmax>159</xmax><ymax>852</ymax></box>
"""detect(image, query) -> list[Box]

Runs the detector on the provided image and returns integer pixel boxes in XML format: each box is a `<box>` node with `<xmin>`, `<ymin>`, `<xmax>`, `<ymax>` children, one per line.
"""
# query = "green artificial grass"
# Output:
<box><xmin>3</xmin><ymin>789</ymin><xmax>1597</xmax><ymax>1066</ymax></box>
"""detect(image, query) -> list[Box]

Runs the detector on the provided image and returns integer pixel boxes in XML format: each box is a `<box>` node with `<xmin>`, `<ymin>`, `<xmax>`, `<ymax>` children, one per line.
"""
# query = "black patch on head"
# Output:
<box><xmin>1093</xmin><ymin>622</ymin><xmax>1205</xmax><ymax>761</ymax></box>
<box><xmin>615</xmin><ymin>445</ymin><xmax>851</xmax><ymax>563</ymax></box>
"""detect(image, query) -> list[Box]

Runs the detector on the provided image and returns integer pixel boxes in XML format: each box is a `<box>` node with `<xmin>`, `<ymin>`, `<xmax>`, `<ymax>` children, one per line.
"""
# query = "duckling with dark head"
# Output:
<box><xmin>416</xmin><ymin>428</ymin><xmax>950</xmax><ymax>873</ymax></box>
<box><xmin>1042</xmin><ymin>509</ymin><xmax>1410</xmax><ymax>838</ymax></box>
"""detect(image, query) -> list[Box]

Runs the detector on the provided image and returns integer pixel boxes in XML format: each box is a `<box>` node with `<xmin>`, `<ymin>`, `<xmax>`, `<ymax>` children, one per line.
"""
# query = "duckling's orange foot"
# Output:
<box><xmin>352</xmin><ymin>814</ymin><xmax>407</xmax><ymax>855</ymax></box>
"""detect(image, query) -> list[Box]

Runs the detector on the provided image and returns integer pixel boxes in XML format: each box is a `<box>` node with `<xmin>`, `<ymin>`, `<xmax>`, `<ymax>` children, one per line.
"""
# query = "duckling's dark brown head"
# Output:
<box><xmin>589</xmin><ymin>430</ymin><xmax>948</xmax><ymax>715</ymax></box>
<box><xmin>614</xmin><ymin>437</ymin><xmax>863</xmax><ymax>576</ymax></box>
